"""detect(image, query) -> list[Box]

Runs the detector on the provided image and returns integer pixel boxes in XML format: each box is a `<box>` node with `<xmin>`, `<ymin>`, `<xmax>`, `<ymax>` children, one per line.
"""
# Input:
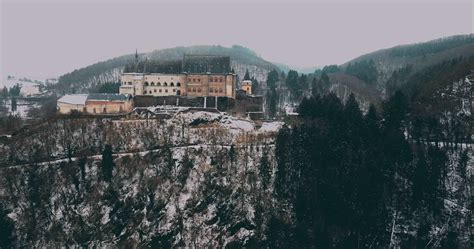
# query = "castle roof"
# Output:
<box><xmin>183</xmin><ymin>54</ymin><xmax>231</xmax><ymax>74</ymax></box>
<box><xmin>58</xmin><ymin>94</ymin><xmax>88</xmax><ymax>105</ymax></box>
<box><xmin>87</xmin><ymin>93</ymin><xmax>129</xmax><ymax>102</ymax></box>
<box><xmin>124</xmin><ymin>54</ymin><xmax>231</xmax><ymax>74</ymax></box>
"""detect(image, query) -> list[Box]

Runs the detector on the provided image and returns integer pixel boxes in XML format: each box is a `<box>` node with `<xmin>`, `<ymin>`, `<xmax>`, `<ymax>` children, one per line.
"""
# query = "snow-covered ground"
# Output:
<box><xmin>0</xmin><ymin>76</ymin><xmax>54</xmax><ymax>96</ymax></box>
<box><xmin>1</xmin><ymin>99</ymin><xmax>40</xmax><ymax>118</ymax></box>
<box><xmin>259</xmin><ymin>121</ymin><xmax>284</xmax><ymax>132</ymax></box>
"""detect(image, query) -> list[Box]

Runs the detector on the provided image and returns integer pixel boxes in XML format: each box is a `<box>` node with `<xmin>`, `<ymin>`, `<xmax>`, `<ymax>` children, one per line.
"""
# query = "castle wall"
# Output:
<box><xmin>121</xmin><ymin>73</ymin><xmax>236</xmax><ymax>99</ymax></box>
<box><xmin>58</xmin><ymin>102</ymin><xmax>85</xmax><ymax>114</ymax></box>
<box><xmin>85</xmin><ymin>100</ymin><xmax>133</xmax><ymax>114</ymax></box>
<box><xmin>133</xmin><ymin>96</ymin><xmax>235</xmax><ymax>111</ymax></box>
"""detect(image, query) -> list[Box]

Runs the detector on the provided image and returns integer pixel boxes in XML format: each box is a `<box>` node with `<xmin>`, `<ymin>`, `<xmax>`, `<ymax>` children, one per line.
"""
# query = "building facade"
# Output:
<box><xmin>58</xmin><ymin>94</ymin><xmax>133</xmax><ymax>114</ymax></box>
<box><xmin>57</xmin><ymin>94</ymin><xmax>88</xmax><ymax>114</ymax></box>
<box><xmin>119</xmin><ymin>55</ymin><xmax>237</xmax><ymax>98</ymax></box>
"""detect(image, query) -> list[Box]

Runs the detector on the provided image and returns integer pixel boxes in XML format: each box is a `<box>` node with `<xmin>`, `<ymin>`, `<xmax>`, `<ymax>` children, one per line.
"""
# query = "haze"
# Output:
<box><xmin>1</xmin><ymin>0</ymin><xmax>472</xmax><ymax>79</ymax></box>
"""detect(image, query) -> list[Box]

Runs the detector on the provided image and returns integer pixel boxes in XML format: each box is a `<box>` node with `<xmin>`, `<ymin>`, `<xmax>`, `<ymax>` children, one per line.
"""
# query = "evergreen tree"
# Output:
<box><xmin>244</xmin><ymin>69</ymin><xmax>251</xmax><ymax>80</ymax></box>
<box><xmin>344</xmin><ymin>93</ymin><xmax>363</xmax><ymax>124</ymax></box>
<box><xmin>311</xmin><ymin>78</ymin><xmax>318</xmax><ymax>97</ymax></box>
<box><xmin>9</xmin><ymin>84</ymin><xmax>21</xmax><ymax>97</ymax></box>
<box><xmin>259</xmin><ymin>148</ymin><xmax>271</xmax><ymax>190</ymax></box>
<box><xmin>383</xmin><ymin>90</ymin><xmax>409</xmax><ymax>131</ymax></box>
<box><xmin>0</xmin><ymin>86</ymin><xmax>8</xmax><ymax>98</ymax></box>
<box><xmin>266</xmin><ymin>70</ymin><xmax>279</xmax><ymax>89</ymax></box>
<box><xmin>228</xmin><ymin>144</ymin><xmax>236</xmax><ymax>163</ymax></box>
<box><xmin>285</xmin><ymin>70</ymin><xmax>299</xmax><ymax>98</ymax></box>
<box><xmin>0</xmin><ymin>204</ymin><xmax>14</xmax><ymax>248</ymax></box>
<box><xmin>251</xmin><ymin>77</ymin><xmax>259</xmax><ymax>95</ymax></box>
<box><xmin>274</xmin><ymin>125</ymin><xmax>291</xmax><ymax>198</ymax></box>
<box><xmin>101</xmin><ymin>144</ymin><xmax>114</xmax><ymax>182</ymax></box>
<box><xmin>266</xmin><ymin>70</ymin><xmax>280</xmax><ymax>118</ymax></box>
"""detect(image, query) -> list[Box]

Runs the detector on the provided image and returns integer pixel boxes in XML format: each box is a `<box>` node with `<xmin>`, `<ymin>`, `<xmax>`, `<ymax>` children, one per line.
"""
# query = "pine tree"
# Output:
<box><xmin>266</xmin><ymin>70</ymin><xmax>279</xmax><ymax>89</ymax></box>
<box><xmin>344</xmin><ymin>93</ymin><xmax>363</xmax><ymax>124</ymax></box>
<box><xmin>383</xmin><ymin>90</ymin><xmax>409</xmax><ymax>131</ymax></box>
<box><xmin>244</xmin><ymin>69</ymin><xmax>251</xmax><ymax>80</ymax></box>
<box><xmin>274</xmin><ymin>125</ymin><xmax>291</xmax><ymax>198</ymax></box>
<box><xmin>320</xmin><ymin>72</ymin><xmax>330</xmax><ymax>91</ymax></box>
<box><xmin>0</xmin><ymin>86</ymin><xmax>8</xmax><ymax>98</ymax></box>
<box><xmin>259</xmin><ymin>148</ymin><xmax>271</xmax><ymax>190</ymax></box>
<box><xmin>0</xmin><ymin>204</ymin><xmax>14</xmax><ymax>248</ymax></box>
<box><xmin>101</xmin><ymin>144</ymin><xmax>114</xmax><ymax>182</ymax></box>
<box><xmin>311</xmin><ymin>78</ymin><xmax>319</xmax><ymax>97</ymax></box>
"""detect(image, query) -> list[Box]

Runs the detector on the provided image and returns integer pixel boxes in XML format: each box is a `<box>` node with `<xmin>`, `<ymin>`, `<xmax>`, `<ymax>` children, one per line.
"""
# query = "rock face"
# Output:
<box><xmin>0</xmin><ymin>112</ymin><xmax>281</xmax><ymax>247</ymax></box>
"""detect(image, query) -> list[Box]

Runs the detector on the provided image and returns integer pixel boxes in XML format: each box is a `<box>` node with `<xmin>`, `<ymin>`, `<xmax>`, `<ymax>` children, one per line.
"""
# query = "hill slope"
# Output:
<box><xmin>53</xmin><ymin>45</ymin><xmax>279</xmax><ymax>94</ymax></box>
<box><xmin>341</xmin><ymin>34</ymin><xmax>474</xmax><ymax>90</ymax></box>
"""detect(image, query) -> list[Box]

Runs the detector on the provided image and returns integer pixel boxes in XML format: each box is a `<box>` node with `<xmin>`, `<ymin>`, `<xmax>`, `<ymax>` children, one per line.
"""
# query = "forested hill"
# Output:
<box><xmin>52</xmin><ymin>45</ymin><xmax>279</xmax><ymax>94</ymax></box>
<box><xmin>340</xmin><ymin>34</ymin><xmax>474</xmax><ymax>90</ymax></box>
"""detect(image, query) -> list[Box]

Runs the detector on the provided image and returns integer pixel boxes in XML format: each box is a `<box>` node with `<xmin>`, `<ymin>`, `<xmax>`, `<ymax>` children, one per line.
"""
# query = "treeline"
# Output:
<box><xmin>54</xmin><ymin>55</ymin><xmax>133</xmax><ymax>94</ymax></box>
<box><xmin>389</xmin><ymin>35</ymin><xmax>474</xmax><ymax>58</ymax></box>
<box><xmin>345</xmin><ymin>59</ymin><xmax>378</xmax><ymax>85</ymax></box>
<box><xmin>313</xmin><ymin>61</ymin><xmax>378</xmax><ymax>86</ymax></box>
<box><xmin>387</xmin><ymin>56</ymin><xmax>474</xmax><ymax>144</ymax></box>
<box><xmin>267</xmin><ymin>91</ymin><xmax>471</xmax><ymax>248</ymax></box>
<box><xmin>90</xmin><ymin>82</ymin><xmax>121</xmax><ymax>94</ymax></box>
<box><xmin>1</xmin><ymin>84</ymin><xmax>21</xmax><ymax>98</ymax></box>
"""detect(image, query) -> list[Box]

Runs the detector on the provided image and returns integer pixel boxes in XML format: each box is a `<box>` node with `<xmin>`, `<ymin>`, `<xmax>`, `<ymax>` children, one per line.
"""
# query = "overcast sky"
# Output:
<box><xmin>1</xmin><ymin>0</ymin><xmax>472</xmax><ymax>79</ymax></box>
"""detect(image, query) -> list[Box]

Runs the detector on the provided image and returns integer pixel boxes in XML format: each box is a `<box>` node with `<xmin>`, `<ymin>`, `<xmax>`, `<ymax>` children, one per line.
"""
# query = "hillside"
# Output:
<box><xmin>0</xmin><ymin>111</ymin><xmax>282</xmax><ymax>247</ymax></box>
<box><xmin>52</xmin><ymin>45</ymin><xmax>279</xmax><ymax>95</ymax></box>
<box><xmin>0</xmin><ymin>101</ymin><xmax>472</xmax><ymax>247</ymax></box>
<box><xmin>341</xmin><ymin>34</ymin><xmax>474</xmax><ymax>91</ymax></box>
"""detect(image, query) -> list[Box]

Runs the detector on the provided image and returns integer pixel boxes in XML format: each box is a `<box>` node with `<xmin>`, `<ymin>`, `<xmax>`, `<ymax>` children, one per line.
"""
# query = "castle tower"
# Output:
<box><xmin>241</xmin><ymin>80</ymin><xmax>252</xmax><ymax>95</ymax></box>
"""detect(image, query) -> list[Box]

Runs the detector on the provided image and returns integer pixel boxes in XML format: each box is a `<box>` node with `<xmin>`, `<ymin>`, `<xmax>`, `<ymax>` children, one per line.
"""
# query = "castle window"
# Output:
<box><xmin>151</xmin><ymin>82</ymin><xmax>155</xmax><ymax>86</ymax></box>
<box><xmin>154</xmin><ymin>89</ymin><xmax>157</xmax><ymax>93</ymax></box>
<box><xmin>165</xmin><ymin>89</ymin><xmax>168</xmax><ymax>93</ymax></box>
<box><xmin>209</xmin><ymin>88</ymin><xmax>213</xmax><ymax>93</ymax></box>
<box><xmin>145</xmin><ymin>82</ymin><xmax>149</xmax><ymax>86</ymax></box>
<box><xmin>173</xmin><ymin>89</ymin><xmax>176</xmax><ymax>92</ymax></box>
<box><xmin>157</xmin><ymin>82</ymin><xmax>161</xmax><ymax>86</ymax></box>
<box><xmin>164</xmin><ymin>82</ymin><xmax>168</xmax><ymax>86</ymax></box>
<box><xmin>219</xmin><ymin>78</ymin><xmax>223</xmax><ymax>82</ymax></box>
<box><xmin>198</xmin><ymin>79</ymin><xmax>201</xmax><ymax>82</ymax></box>
<box><xmin>193</xmin><ymin>88</ymin><xmax>196</xmax><ymax>92</ymax></box>
<box><xmin>128</xmin><ymin>82</ymin><xmax>132</xmax><ymax>85</ymax></box>
<box><xmin>198</xmin><ymin>88</ymin><xmax>202</xmax><ymax>92</ymax></box>
<box><xmin>159</xmin><ymin>89</ymin><xmax>162</xmax><ymax>93</ymax></box>
<box><xmin>144</xmin><ymin>90</ymin><xmax>147</xmax><ymax>94</ymax></box>
<box><xmin>220</xmin><ymin>88</ymin><xmax>223</xmax><ymax>93</ymax></box>
<box><xmin>170</xmin><ymin>82</ymin><xmax>174</xmax><ymax>87</ymax></box>
<box><xmin>188</xmin><ymin>87</ymin><xmax>191</xmax><ymax>92</ymax></box>
<box><xmin>177</xmin><ymin>82</ymin><xmax>181</xmax><ymax>87</ymax></box>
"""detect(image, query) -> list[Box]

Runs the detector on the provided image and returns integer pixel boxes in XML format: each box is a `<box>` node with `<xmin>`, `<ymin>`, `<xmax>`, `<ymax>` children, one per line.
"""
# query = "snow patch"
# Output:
<box><xmin>259</xmin><ymin>121</ymin><xmax>284</xmax><ymax>132</ymax></box>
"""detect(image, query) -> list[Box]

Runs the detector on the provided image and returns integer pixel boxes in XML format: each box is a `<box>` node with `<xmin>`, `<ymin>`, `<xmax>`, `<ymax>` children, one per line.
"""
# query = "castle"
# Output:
<box><xmin>119</xmin><ymin>53</ymin><xmax>237</xmax><ymax>99</ymax></box>
<box><xmin>57</xmin><ymin>52</ymin><xmax>260</xmax><ymax>116</ymax></box>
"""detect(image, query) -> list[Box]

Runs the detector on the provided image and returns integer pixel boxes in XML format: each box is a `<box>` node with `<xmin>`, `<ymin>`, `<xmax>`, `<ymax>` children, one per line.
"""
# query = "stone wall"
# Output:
<box><xmin>133</xmin><ymin>96</ymin><xmax>236</xmax><ymax>111</ymax></box>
